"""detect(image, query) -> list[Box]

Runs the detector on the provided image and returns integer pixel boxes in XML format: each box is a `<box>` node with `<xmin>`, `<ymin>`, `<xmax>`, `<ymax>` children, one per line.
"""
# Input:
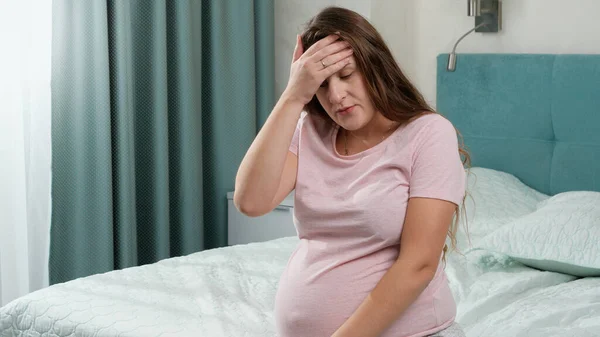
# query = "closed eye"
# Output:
<box><xmin>320</xmin><ymin>72</ymin><xmax>352</xmax><ymax>88</ymax></box>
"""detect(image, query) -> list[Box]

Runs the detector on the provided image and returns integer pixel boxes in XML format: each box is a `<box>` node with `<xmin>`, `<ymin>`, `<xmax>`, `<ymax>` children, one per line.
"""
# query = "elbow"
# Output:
<box><xmin>415</xmin><ymin>263</ymin><xmax>438</xmax><ymax>284</ymax></box>
<box><xmin>233</xmin><ymin>192</ymin><xmax>268</xmax><ymax>218</ymax></box>
<box><xmin>406</xmin><ymin>265</ymin><xmax>437</xmax><ymax>291</ymax></box>
<box><xmin>397</xmin><ymin>259</ymin><xmax>438</xmax><ymax>284</ymax></box>
<box><xmin>237</xmin><ymin>204</ymin><xmax>267</xmax><ymax>218</ymax></box>
<box><xmin>417</xmin><ymin>264</ymin><xmax>437</xmax><ymax>283</ymax></box>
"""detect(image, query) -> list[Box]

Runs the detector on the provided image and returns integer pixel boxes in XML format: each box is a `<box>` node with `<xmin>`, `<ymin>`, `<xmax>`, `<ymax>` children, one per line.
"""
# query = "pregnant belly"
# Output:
<box><xmin>273</xmin><ymin>243</ymin><xmax>454</xmax><ymax>337</ymax></box>
<box><xmin>274</xmin><ymin>244</ymin><xmax>396</xmax><ymax>337</ymax></box>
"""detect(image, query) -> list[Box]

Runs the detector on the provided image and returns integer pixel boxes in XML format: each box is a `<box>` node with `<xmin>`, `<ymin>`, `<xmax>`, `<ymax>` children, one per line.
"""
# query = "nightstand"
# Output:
<box><xmin>226</xmin><ymin>191</ymin><xmax>297</xmax><ymax>246</ymax></box>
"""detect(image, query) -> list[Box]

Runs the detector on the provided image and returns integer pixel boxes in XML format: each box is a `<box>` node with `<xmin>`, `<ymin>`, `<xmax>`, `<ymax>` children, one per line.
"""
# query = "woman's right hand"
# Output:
<box><xmin>283</xmin><ymin>34</ymin><xmax>354</xmax><ymax>105</ymax></box>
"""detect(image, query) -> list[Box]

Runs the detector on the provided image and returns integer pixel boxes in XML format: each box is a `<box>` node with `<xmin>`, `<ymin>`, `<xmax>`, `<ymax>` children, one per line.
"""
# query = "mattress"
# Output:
<box><xmin>2</xmin><ymin>169</ymin><xmax>600</xmax><ymax>337</ymax></box>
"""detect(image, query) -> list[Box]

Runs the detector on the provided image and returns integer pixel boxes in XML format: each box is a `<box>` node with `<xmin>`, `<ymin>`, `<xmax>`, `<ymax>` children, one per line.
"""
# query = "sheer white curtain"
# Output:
<box><xmin>0</xmin><ymin>0</ymin><xmax>52</xmax><ymax>307</ymax></box>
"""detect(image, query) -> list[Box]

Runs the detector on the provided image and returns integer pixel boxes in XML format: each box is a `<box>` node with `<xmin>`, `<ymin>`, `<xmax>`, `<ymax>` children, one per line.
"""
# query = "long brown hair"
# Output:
<box><xmin>300</xmin><ymin>6</ymin><xmax>471</xmax><ymax>258</ymax></box>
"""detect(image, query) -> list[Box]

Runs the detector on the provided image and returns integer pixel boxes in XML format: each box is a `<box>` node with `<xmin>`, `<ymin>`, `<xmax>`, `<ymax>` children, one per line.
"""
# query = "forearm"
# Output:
<box><xmin>234</xmin><ymin>93</ymin><xmax>304</xmax><ymax>212</ymax></box>
<box><xmin>332</xmin><ymin>260</ymin><xmax>435</xmax><ymax>337</ymax></box>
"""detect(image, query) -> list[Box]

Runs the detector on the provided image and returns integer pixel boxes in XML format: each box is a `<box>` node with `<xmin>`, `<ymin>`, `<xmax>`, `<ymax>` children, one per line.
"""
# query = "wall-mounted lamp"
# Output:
<box><xmin>447</xmin><ymin>21</ymin><xmax>487</xmax><ymax>72</ymax></box>
<box><xmin>468</xmin><ymin>0</ymin><xmax>480</xmax><ymax>16</ymax></box>
<box><xmin>447</xmin><ymin>0</ymin><xmax>502</xmax><ymax>71</ymax></box>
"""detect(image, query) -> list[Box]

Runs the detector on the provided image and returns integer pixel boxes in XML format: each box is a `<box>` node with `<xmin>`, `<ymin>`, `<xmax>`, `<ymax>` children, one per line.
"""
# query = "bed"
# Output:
<box><xmin>2</xmin><ymin>54</ymin><xmax>600</xmax><ymax>337</ymax></box>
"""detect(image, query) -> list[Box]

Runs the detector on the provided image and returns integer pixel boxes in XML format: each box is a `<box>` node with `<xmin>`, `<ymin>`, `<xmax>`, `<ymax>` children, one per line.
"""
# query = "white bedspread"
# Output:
<box><xmin>2</xmin><ymin>236</ymin><xmax>599</xmax><ymax>337</ymax></box>
<box><xmin>2</xmin><ymin>168</ymin><xmax>600</xmax><ymax>336</ymax></box>
<box><xmin>0</xmin><ymin>238</ymin><xmax>294</xmax><ymax>337</ymax></box>
<box><xmin>446</xmin><ymin>250</ymin><xmax>600</xmax><ymax>337</ymax></box>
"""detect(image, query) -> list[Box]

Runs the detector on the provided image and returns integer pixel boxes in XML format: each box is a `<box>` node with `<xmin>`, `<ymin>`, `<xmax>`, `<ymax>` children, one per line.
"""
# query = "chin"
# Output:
<box><xmin>342</xmin><ymin>122</ymin><xmax>366</xmax><ymax>133</ymax></box>
<box><xmin>339</xmin><ymin>116</ymin><xmax>369</xmax><ymax>131</ymax></box>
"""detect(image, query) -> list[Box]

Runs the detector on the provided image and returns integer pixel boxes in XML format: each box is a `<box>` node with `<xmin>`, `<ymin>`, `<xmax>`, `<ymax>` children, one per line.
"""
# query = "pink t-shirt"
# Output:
<box><xmin>274</xmin><ymin>112</ymin><xmax>466</xmax><ymax>337</ymax></box>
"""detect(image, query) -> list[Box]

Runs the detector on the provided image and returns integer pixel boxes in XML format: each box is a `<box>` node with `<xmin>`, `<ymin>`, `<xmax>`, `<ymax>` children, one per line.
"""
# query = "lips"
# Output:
<box><xmin>336</xmin><ymin>105</ymin><xmax>355</xmax><ymax>115</ymax></box>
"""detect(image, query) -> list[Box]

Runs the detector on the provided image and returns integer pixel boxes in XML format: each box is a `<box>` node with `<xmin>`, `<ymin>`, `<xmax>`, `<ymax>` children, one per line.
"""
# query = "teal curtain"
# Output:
<box><xmin>50</xmin><ymin>0</ymin><xmax>274</xmax><ymax>284</ymax></box>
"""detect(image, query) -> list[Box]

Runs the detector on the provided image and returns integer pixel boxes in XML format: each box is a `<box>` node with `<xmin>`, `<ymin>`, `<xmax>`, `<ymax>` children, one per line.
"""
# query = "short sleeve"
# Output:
<box><xmin>289</xmin><ymin>112</ymin><xmax>307</xmax><ymax>156</ymax></box>
<box><xmin>409</xmin><ymin>116</ymin><xmax>466</xmax><ymax>206</ymax></box>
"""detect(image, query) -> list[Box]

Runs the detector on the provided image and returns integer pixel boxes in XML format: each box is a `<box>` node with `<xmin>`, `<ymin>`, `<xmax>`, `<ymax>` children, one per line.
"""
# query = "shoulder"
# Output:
<box><xmin>298</xmin><ymin>111</ymin><xmax>334</xmax><ymax>136</ymax></box>
<box><xmin>403</xmin><ymin>113</ymin><xmax>459</xmax><ymax>147</ymax></box>
<box><xmin>293</xmin><ymin>112</ymin><xmax>336</xmax><ymax>156</ymax></box>
<box><xmin>405</xmin><ymin>112</ymin><xmax>456</xmax><ymax>136</ymax></box>
<box><xmin>397</xmin><ymin>113</ymin><xmax>460</xmax><ymax>164</ymax></box>
<box><xmin>294</xmin><ymin>111</ymin><xmax>314</xmax><ymax>134</ymax></box>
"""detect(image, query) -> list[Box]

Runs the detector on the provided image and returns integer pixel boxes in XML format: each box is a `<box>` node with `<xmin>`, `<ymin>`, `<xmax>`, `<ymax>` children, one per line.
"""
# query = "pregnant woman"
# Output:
<box><xmin>234</xmin><ymin>6</ymin><xmax>469</xmax><ymax>337</ymax></box>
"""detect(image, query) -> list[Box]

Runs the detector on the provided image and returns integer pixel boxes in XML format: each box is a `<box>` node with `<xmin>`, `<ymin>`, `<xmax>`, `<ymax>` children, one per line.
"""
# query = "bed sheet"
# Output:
<box><xmin>2</xmin><ymin>236</ymin><xmax>599</xmax><ymax>337</ymax></box>
<box><xmin>444</xmin><ymin>168</ymin><xmax>600</xmax><ymax>336</ymax></box>
<box><xmin>445</xmin><ymin>249</ymin><xmax>600</xmax><ymax>337</ymax></box>
<box><xmin>3</xmin><ymin>169</ymin><xmax>600</xmax><ymax>337</ymax></box>
<box><xmin>3</xmin><ymin>236</ymin><xmax>598</xmax><ymax>337</ymax></box>
<box><xmin>0</xmin><ymin>237</ymin><xmax>295</xmax><ymax>337</ymax></box>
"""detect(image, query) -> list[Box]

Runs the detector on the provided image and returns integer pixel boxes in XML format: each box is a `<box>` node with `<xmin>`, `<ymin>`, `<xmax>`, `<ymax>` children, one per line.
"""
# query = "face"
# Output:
<box><xmin>315</xmin><ymin>56</ymin><xmax>379</xmax><ymax>131</ymax></box>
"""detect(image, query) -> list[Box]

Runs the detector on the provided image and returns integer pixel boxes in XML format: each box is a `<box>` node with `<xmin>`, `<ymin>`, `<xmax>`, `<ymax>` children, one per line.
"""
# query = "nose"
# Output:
<box><xmin>327</xmin><ymin>78</ymin><xmax>346</xmax><ymax>105</ymax></box>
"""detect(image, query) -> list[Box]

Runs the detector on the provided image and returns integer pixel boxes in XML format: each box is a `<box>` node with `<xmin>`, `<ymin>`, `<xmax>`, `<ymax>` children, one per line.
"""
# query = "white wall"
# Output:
<box><xmin>275</xmin><ymin>0</ymin><xmax>600</xmax><ymax>109</ymax></box>
<box><xmin>371</xmin><ymin>0</ymin><xmax>600</xmax><ymax>109</ymax></box>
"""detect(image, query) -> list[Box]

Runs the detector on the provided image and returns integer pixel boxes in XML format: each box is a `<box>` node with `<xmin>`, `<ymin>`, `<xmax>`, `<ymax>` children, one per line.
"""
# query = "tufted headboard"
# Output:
<box><xmin>436</xmin><ymin>54</ymin><xmax>600</xmax><ymax>195</ymax></box>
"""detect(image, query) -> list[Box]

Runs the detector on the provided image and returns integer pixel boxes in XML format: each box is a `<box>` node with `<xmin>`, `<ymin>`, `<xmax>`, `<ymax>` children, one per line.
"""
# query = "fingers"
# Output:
<box><xmin>310</xmin><ymin>40</ymin><xmax>350</xmax><ymax>63</ymax></box>
<box><xmin>318</xmin><ymin>48</ymin><xmax>354</xmax><ymax>67</ymax></box>
<box><xmin>321</xmin><ymin>54</ymin><xmax>352</xmax><ymax>77</ymax></box>
<box><xmin>292</xmin><ymin>34</ymin><xmax>303</xmax><ymax>62</ymax></box>
<box><xmin>303</xmin><ymin>34</ymin><xmax>340</xmax><ymax>57</ymax></box>
<box><xmin>314</xmin><ymin>43</ymin><xmax>352</xmax><ymax>67</ymax></box>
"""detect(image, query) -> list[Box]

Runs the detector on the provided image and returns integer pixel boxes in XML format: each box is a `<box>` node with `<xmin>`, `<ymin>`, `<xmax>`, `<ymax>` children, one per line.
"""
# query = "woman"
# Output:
<box><xmin>234</xmin><ymin>6</ymin><xmax>469</xmax><ymax>337</ymax></box>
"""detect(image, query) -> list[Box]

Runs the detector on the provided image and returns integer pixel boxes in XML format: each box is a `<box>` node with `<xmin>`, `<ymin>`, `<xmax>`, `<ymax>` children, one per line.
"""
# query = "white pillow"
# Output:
<box><xmin>454</xmin><ymin>167</ymin><xmax>548</xmax><ymax>251</ymax></box>
<box><xmin>476</xmin><ymin>191</ymin><xmax>600</xmax><ymax>277</ymax></box>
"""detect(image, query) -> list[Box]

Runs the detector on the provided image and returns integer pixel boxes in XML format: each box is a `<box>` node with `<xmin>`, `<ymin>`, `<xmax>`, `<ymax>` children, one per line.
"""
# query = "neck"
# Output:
<box><xmin>349</xmin><ymin>114</ymin><xmax>397</xmax><ymax>141</ymax></box>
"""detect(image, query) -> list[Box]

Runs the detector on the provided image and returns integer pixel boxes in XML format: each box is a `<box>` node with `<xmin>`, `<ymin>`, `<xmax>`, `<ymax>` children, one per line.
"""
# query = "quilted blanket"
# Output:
<box><xmin>2</xmin><ymin>168</ymin><xmax>600</xmax><ymax>337</ymax></box>
<box><xmin>0</xmin><ymin>238</ymin><xmax>295</xmax><ymax>337</ymax></box>
<box><xmin>3</xmin><ymin>236</ymin><xmax>600</xmax><ymax>337</ymax></box>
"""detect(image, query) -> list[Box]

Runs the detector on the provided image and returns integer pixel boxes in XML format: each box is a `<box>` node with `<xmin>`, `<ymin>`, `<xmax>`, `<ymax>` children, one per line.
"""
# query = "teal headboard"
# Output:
<box><xmin>437</xmin><ymin>54</ymin><xmax>600</xmax><ymax>195</ymax></box>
